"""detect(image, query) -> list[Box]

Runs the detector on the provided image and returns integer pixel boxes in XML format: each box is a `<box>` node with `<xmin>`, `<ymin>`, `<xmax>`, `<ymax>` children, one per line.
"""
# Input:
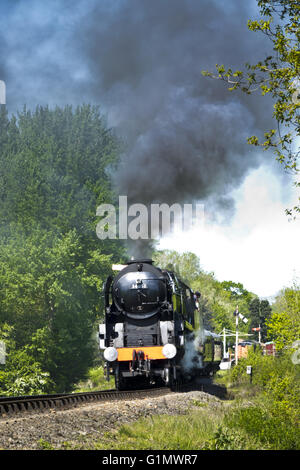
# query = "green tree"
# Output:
<box><xmin>0</xmin><ymin>227</ymin><xmax>115</xmax><ymax>391</ymax></box>
<box><xmin>153</xmin><ymin>250</ymin><xmax>201</xmax><ymax>284</ymax></box>
<box><xmin>202</xmin><ymin>0</ymin><xmax>300</xmax><ymax>215</ymax></box>
<box><xmin>152</xmin><ymin>250</ymin><xmax>256</xmax><ymax>334</ymax></box>
<box><xmin>248</xmin><ymin>297</ymin><xmax>272</xmax><ymax>342</ymax></box>
<box><xmin>0</xmin><ymin>104</ymin><xmax>120</xmax><ymax>235</ymax></box>
<box><xmin>0</xmin><ymin>104</ymin><xmax>125</xmax><ymax>391</ymax></box>
<box><xmin>0</xmin><ymin>324</ymin><xmax>52</xmax><ymax>396</ymax></box>
<box><xmin>221</xmin><ymin>281</ymin><xmax>252</xmax><ymax>303</ymax></box>
<box><xmin>267</xmin><ymin>285</ymin><xmax>300</xmax><ymax>351</ymax></box>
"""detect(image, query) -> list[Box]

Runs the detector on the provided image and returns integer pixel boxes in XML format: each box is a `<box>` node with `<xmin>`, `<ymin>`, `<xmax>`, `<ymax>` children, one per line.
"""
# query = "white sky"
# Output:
<box><xmin>158</xmin><ymin>164</ymin><xmax>300</xmax><ymax>300</ymax></box>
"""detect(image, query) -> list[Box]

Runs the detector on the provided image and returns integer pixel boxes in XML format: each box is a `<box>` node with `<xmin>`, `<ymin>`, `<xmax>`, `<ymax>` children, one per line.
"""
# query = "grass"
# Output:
<box><xmin>37</xmin><ymin>392</ymin><xmax>299</xmax><ymax>450</ymax></box>
<box><xmin>92</xmin><ymin>408</ymin><xmax>222</xmax><ymax>450</ymax></box>
<box><xmin>224</xmin><ymin>397</ymin><xmax>300</xmax><ymax>450</ymax></box>
<box><xmin>213</xmin><ymin>355</ymin><xmax>300</xmax><ymax>450</ymax></box>
<box><xmin>62</xmin><ymin>404</ymin><xmax>263</xmax><ymax>450</ymax></box>
<box><xmin>63</xmin><ymin>353</ymin><xmax>300</xmax><ymax>450</ymax></box>
<box><xmin>214</xmin><ymin>370</ymin><xmax>263</xmax><ymax>400</ymax></box>
<box><xmin>38</xmin><ymin>438</ymin><xmax>55</xmax><ymax>450</ymax></box>
<box><xmin>73</xmin><ymin>365</ymin><xmax>114</xmax><ymax>392</ymax></box>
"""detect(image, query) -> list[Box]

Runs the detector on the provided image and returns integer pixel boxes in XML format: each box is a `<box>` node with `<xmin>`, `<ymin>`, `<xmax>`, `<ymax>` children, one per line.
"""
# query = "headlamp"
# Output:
<box><xmin>104</xmin><ymin>347</ymin><xmax>118</xmax><ymax>362</ymax></box>
<box><xmin>162</xmin><ymin>343</ymin><xmax>177</xmax><ymax>359</ymax></box>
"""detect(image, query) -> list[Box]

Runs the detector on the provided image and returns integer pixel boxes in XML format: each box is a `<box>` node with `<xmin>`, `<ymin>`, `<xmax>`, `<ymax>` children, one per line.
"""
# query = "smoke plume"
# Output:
<box><xmin>181</xmin><ymin>329</ymin><xmax>206</xmax><ymax>375</ymax></box>
<box><xmin>0</xmin><ymin>0</ymin><xmax>276</xmax><ymax>252</ymax></box>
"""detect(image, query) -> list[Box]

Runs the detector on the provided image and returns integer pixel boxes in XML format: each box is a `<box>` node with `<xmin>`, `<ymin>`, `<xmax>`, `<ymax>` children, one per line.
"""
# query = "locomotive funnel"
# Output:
<box><xmin>127</xmin><ymin>258</ymin><xmax>153</xmax><ymax>265</ymax></box>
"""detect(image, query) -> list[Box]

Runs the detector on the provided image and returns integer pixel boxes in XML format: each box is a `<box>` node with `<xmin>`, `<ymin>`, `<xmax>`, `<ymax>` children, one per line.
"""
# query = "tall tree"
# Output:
<box><xmin>0</xmin><ymin>105</ymin><xmax>125</xmax><ymax>392</ymax></box>
<box><xmin>152</xmin><ymin>250</ymin><xmax>256</xmax><ymax>333</ymax></box>
<box><xmin>267</xmin><ymin>285</ymin><xmax>300</xmax><ymax>351</ymax></box>
<box><xmin>153</xmin><ymin>250</ymin><xmax>201</xmax><ymax>284</ymax></box>
<box><xmin>248</xmin><ymin>297</ymin><xmax>272</xmax><ymax>342</ymax></box>
<box><xmin>0</xmin><ymin>104</ymin><xmax>120</xmax><ymax>235</ymax></box>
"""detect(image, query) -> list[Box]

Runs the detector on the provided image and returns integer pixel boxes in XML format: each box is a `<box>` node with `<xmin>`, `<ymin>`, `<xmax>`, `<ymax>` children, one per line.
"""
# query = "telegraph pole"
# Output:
<box><xmin>223</xmin><ymin>328</ymin><xmax>226</xmax><ymax>359</ymax></box>
<box><xmin>258</xmin><ymin>302</ymin><xmax>262</xmax><ymax>344</ymax></box>
<box><xmin>235</xmin><ymin>306</ymin><xmax>239</xmax><ymax>365</ymax></box>
<box><xmin>233</xmin><ymin>305</ymin><xmax>249</xmax><ymax>365</ymax></box>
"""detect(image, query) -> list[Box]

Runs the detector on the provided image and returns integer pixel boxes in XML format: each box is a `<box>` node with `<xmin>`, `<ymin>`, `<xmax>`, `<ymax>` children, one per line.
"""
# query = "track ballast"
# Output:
<box><xmin>0</xmin><ymin>387</ymin><xmax>171</xmax><ymax>418</ymax></box>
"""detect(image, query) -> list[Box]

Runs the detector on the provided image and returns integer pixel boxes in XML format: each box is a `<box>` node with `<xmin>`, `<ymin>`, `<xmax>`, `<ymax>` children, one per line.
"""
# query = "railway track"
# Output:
<box><xmin>0</xmin><ymin>387</ymin><xmax>171</xmax><ymax>419</ymax></box>
<box><xmin>0</xmin><ymin>377</ymin><xmax>228</xmax><ymax>419</ymax></box>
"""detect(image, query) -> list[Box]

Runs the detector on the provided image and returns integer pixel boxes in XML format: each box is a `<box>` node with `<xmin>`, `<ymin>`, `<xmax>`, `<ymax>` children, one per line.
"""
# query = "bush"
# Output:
<box><xmin>221</xmin><ymin>348</ymin><xmax>300</xmax><ymax>449</ymax></box>
<box><xmin>0</xmin><ymin>325</ymin><xmax>53</xmax><ymax>396</ymax></box>
<box><xmin>224</xmin><ymin>404</ymin><xmax>300</xmax><ymax>449</ymax></box>
<box><xmin>229</xmin><ymin>348</ymin><xmax>299</xmax><ymax>391</ymax></box>
<box><xmin>74</xmin><ymin>366</ymin><xmax>114</xmax><ymax>392</ymax></box>
<box><xmin>207</xmin><ymin>424</ymin><xmax>261</xmax><ymax>450</ymax></box>
<box><xmin>0</xmin><ymin>349</ymin><xmax>53</xmax><ymax>396</ymax></box>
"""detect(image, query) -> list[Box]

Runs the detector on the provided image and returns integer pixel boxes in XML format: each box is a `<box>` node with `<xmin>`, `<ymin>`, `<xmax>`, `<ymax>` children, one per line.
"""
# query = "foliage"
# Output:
<box><xmin>221</xmin><ymin>347</ymin><xmax>300</xmax><ymax>449</ymax></box>
<box><xmin>207</xmin><ymin>424</ymin><xmax>261</xmax><ymax>450</ymax></box>
<box><xmin>224</xmin><ymin>403</ymin><xmax>300</xmax><ymax>450</ymax></box>
<box><xmin>93</xmin><ymin>409</ymin><xmax>221</xmax><ymax>450</ymax></box>
<box><xmin>74</xmin><ymin>365</ymin><xmax>114</xmax><ymax>392</ymax></box>
<box><xmin>0</xmin><ymin>225</ymin><xmax>115</xmax><ymax>392</ymax></box>
<box><xmin>267</xmin><ymin>284</ymin><xmax>300</xmax><ymax>350</ymax></box>
<box><xmin>0</xmin><ymin>104</ymin><xmax>120</xmax><ymax>234</ymax></box>
<box><xmin>38</xmin><ymin>439</ymin><xmax>55</xmax><ymax>450</ymax></box>
<box><xmin>154</xmin><ymin>250</ymin><xmax>255</xmax><ymax>334</ymax></box>
<box><xmin>0</xmin><ymin>104</ymin><xmax>125</xmax><ymax>393</ymax></box>
<box><xmin>228</xmin><ymin>347</ymin><xmax>299</xmax><ymax>390</ymax></box>
<box><xmin>0</xmin><ymin>324</ymin><xmax>52</xmax><ymax>396</ymax></box>
<box><xmin>153</xmin><ymin>250</ymin><xmax>201</xmax><ymax>284</ymax></box>
<box><xmin>202</xmin><ymin>0</ymin><xmax>300</xmax><ymax>215</ymax></box>
<box><xmin>248</xmin><ymin>297</ymin><xmax>272</xmax><ymax>341</ymax></box>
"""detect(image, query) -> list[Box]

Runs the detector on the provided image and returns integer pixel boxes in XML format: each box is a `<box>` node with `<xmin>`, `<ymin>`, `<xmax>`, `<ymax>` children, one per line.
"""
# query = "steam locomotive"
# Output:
<box><xmin>99</xmin><ymin>259</ymin><xmax>222</xmax><ymax>390</ymax></box>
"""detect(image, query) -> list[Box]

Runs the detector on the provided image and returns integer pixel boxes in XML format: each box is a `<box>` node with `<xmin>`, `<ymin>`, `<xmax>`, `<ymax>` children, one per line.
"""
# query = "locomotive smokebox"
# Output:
<box><xmin>113</xmin><ymin>259</ymin><xmax>166</xmax><ymax>320</ymax></box>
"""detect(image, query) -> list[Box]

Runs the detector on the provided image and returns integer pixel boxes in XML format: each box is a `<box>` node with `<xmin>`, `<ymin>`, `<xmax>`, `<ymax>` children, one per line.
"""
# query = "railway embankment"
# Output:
<box><xmin>0</xmin><ymin>389</ymin><xmax>222</xmax><ymax>450</ymax></box>
<box><xmin>1</xmin><ymin>358</ymin><xmax>299</xmax><ymax>451</ymax></box>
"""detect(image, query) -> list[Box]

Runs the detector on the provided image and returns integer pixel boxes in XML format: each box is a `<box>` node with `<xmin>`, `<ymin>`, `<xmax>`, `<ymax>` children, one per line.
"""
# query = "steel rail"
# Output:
<box><xmin>0</xmin><ymin>387</ymin><xmax>171</xmax><ymax>418</ymax></box>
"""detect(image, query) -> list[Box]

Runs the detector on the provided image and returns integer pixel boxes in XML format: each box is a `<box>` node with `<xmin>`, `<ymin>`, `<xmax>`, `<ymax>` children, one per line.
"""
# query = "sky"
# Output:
<box><xmin>0</xmin><ymin>0</ymin><xmax>299</xmax><ymax>299</ymax></box>
<box><xmin>159</xmin><ymin>163</ymin><xmax>300</xmax><ymax>299</ymax></box>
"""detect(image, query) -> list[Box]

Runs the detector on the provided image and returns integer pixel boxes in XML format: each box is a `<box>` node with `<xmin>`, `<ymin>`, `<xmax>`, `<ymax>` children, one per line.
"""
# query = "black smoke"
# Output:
<box><xmin>77</xmin><ymin>0</ymin><xmax>274</xmax><ymax>214</ymax></box>
<box><xmin>0</xmin><ymin>0</ymin><xmax>276</xmax><ymax>252</ymax></box>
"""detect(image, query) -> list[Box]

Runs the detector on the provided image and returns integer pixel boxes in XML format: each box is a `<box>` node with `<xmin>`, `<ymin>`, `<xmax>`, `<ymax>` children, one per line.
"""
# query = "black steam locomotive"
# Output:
<box><xmin>99</xmin><ymin>259</ymin><xmax>222</xmax><ymax>390</ymax></box>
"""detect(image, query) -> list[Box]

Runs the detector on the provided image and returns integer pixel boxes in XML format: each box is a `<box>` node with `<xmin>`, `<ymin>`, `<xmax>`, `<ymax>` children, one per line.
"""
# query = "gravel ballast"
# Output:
<box><xmin>0</xmin><ymin>390</ymin><xmax>222</xmax><ymax>450</ymax></box>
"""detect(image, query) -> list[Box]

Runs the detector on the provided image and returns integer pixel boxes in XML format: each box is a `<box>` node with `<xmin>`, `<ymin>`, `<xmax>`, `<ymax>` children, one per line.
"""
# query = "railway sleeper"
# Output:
<box><xmin>0</xmin><ymin>387</ymin><xmax>171</xmax><ymax>418</ymax></box>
